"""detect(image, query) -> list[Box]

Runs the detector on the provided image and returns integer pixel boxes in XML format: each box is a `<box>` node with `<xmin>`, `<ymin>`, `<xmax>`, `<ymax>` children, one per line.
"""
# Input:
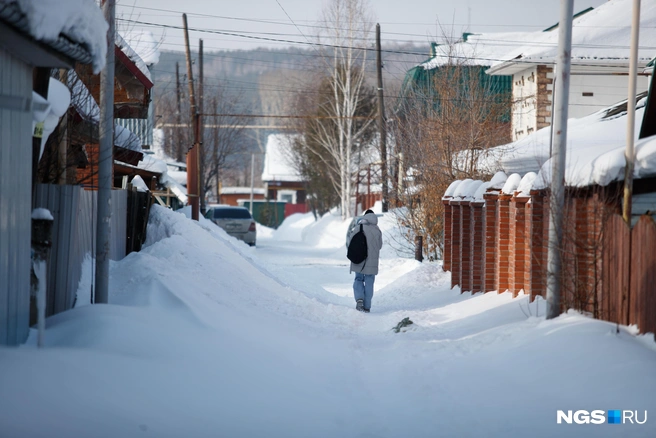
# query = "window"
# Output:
<box><xmin>277</xmin><ymin>190</ymin><xmax>296</xmax><ymax>204</ymax></box>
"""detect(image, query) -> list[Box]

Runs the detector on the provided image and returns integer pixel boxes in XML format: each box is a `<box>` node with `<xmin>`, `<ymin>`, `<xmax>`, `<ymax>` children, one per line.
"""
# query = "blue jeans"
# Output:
<box><xmin>353</xmin><ymin>272</ymin><xmax>375</xmax><ymax>310</ymax></box>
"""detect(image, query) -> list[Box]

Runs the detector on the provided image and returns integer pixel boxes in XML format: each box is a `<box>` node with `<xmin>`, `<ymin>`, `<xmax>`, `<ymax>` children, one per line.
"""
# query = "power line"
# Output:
<box><xmin>120</xmin><ymin>17</ymin><xmax>652</xmax><ymax>69</ymax></box>
<box><xmin>118</xmin><ymin>4</ymin><xmax>655</xmax><ymax>31</ymax></box>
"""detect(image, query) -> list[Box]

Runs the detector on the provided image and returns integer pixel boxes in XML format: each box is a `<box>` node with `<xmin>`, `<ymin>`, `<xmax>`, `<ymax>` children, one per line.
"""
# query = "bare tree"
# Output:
<box><xmin>392</xmin><ymin>41</ymin><xmax>512</xmax><ymax>258</ymax></box>
<box><xmin>301</xmin><ymin>0</ymin><xmax>376</xmax><ymax>219</ymax></box>
<box><xmin>200</xmin><ymin>84</ymin><xmax>251</xmax><ymax>204</ymax></box>
<box><xmin>287</xmin><ymin>65</ymin><xmax>376</xmax><ymax>218</ymax></box>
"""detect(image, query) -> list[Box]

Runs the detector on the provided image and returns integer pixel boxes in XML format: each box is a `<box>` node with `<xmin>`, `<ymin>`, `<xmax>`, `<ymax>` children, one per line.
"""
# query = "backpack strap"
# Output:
<box><xmin>359</xmin><ymin>223</ymin><xmax>366</xmax><ymax>272</ymax></box>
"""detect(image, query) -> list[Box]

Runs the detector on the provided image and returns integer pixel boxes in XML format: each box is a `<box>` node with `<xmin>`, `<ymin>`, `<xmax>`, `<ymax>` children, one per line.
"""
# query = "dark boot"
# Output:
<box><xmin>356</xmin><ymin>299</ymin><xmax>364</xmax><ymax>311</ymax></box>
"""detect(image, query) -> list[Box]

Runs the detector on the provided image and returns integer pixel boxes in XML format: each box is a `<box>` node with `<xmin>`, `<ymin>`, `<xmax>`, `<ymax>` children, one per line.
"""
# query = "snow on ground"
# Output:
<box><xmin>1</xmin><ymin>206</ymin><xmax>655</xmax><ymax>437</ymax></box>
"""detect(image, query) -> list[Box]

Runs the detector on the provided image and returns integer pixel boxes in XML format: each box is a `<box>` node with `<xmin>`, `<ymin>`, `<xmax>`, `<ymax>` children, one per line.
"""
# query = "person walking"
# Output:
<box><xmin>347</xmin><ymin>209</ymin><xmax>383</xmax><ymax>313</ymax></box>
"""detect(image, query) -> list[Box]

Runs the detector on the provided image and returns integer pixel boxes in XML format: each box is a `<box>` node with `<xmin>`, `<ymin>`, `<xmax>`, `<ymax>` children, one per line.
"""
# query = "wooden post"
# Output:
<box><xmin>375</xmin><ymin>24</ymin><xmax>389</xmax><ymax>212</ymax></box>
<box><xmin>175</xmin><ymin>62</ymin><xmax>183</xmax><ymax>162</ymax></box>
<box><xmin>415</xmin><ymin>235</ymin><xmax>423</xmax><ymax>262</ymax></box>
<box><xmin>58</xmin><ymin>69</ymin><xmax>69</xmax><ymax>184</ymax></box>
<box><xmin>198</xmin><ymin>39</ymin><xmax>205</xmax><ymax>215</ymax></box>
<box><xmin>182</xmin><ymin>14</ymin><xmax>199</xmax><ymax>221</ymax></box>
<box><xmin>32</xmin><ymin>68</ymin><xmax>50</xmax><ymax>192</ymax></box>
<box><xmin>31</xmin><ymin>212</ymin><xmax>54</xmax><ymax>347</ymax></box>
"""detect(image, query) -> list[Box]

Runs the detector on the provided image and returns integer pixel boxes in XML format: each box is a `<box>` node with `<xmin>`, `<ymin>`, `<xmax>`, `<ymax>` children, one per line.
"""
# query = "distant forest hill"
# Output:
<box><xmin>151</xmin><ymin>43</ymin><xmax>428</xmax><ymax>117</ymax></box>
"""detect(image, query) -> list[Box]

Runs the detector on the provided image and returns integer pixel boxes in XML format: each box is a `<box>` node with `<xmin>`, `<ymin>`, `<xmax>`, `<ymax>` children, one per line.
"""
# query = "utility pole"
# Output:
<box><xmin>622</xmin><ymin>0</ymin><xmax>641</xmax><ymax>225</ymax></box>
<box><xmin>376</xmin><ymin>23</ymin><xmax>389</xmax><ymax>213</ymax></box>
<box><xmin>58</xmin><ymin>69</ymin><xmax>69</xmax><ymax>184</ymax></box>
<box><xmin>199</xmin><ymin>39</ymin><xmax>205</xmax><ymax>215</ymax></box>
<box><xmin>546</xmin><ymin>0</ymin><xmax>574</xmax><ymax>320</ymax></box>
<box><xmin>175</xmin><ymin>62</ymin><xmax>183</xmax><ymax>162</ymax></box>
<box><xmin>249</xmin><ymin>153</ymin><xmax>255</xmax><ymax>214</ymax></box>
<box><xmin>182</xmin><ymin>13</ymin><xmax>199</xmax><ymax>221</ymax></box>
<box><xmin>96</xmin><ymin>0</ymin><xmax>115</xmax><ymax>304</ymax></box>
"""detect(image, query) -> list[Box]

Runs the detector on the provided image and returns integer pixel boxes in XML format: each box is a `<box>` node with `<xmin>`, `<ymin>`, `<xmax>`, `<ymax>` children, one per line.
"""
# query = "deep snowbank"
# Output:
<box><xmin>0</xmin><ymin>205</ymin><xmax>654</xmax><ymax>438</ymax></box>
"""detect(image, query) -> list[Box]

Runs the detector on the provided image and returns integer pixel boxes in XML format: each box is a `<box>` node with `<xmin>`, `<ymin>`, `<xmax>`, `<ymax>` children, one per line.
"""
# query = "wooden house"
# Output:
<box><xmin>0</xmin><ymin>0</ymin><xmax>105</xmax><ymax>345</ymax></box>
<box><xmin>487</xmin><ymin>1</ymin><xmax>653</xmax><ymax>141</ymax></box>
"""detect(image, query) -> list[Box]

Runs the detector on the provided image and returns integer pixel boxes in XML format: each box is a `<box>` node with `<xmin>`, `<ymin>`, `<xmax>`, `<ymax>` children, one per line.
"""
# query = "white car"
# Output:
<box><xmin>205</xmin><ymin>206</ymin><xmax>257</xmax><ymax>246</ymax></box>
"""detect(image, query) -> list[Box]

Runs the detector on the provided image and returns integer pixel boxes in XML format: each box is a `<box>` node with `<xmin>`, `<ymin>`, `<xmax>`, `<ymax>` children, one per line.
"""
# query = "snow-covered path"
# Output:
<box><xmin>1</xmin><ymin>207</ymin><xmax>655</xmax><ymax>438</ymax></box>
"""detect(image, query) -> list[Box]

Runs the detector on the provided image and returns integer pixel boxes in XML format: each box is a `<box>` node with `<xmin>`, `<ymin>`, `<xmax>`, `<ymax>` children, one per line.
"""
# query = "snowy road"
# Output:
<box><xmin>1</xmin><ymin>207</ymin><xmax>655</xmax><ymax>438</ymax></box>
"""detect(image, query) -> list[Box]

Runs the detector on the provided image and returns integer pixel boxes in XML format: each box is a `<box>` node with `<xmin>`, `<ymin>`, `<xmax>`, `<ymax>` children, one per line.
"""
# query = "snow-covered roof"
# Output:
<box><xmin>137</xmin><ymin>153</ymin><xmax>187</xmax><ymax>203</ymax></box>
<box><xmin>123</xmin><ymin>30</ymin><xmax>160</xmax><ymax>66</ymax></box>
<box><xmin>116</xmin><ymin>32</ymin><xmax>153</xmax><ymax>85</ymax></box>
<box><xmin>477</xmin><ymin>95</ymin><xmax>656</xmax><ymax>189</ymax></box>
<box><xmin>33</xmin><ymin>77</ymin><xmax>70</xmax><ymax>160</ymax></box>
<box><xmin>261</xmin><ymin>134</ymin><xmax>302</xmax><ymax>182</ymax></box>
<box><xmin>220</xmin><ymin>187</ymin><xmax>266</xmax><ymax>195</ymax></box>
<box><xmin>421</xmin><ymin>32</ymin><xmax>541</xmax><ymax>70</ymax></box>
<box><xmin>166</xmin><ymin>170</ymin><xmax>188</xmax><ymax>187</ymax></box>
<box><xmin>489</xmin><ymin>0</ymin><xmax>656</xmax><ymax>74</ymax></box>
<box><xmin>160</xmin><ymin>172</ymin><xmax>187</xmax><ymax>204</ymax></box>
<box><xmin>0</xmin><ymin>0</ymin><xmax>108</xmax><ymax>73</ymax></box>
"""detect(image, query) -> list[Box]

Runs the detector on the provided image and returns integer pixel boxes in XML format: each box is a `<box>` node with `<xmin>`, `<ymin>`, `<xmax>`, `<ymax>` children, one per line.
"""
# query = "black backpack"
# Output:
<box><xmin>347</xmin><ymin>224</ymin><xmax>368</xmax><ymax>264</ymax></box>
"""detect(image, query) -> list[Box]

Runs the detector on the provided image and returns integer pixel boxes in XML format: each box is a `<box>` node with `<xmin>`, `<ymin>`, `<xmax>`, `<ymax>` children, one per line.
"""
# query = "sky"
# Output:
<box><xmin>115</xmin><ymin>0</ymin><xmax>609</xmax><ymax>53</ymax></box>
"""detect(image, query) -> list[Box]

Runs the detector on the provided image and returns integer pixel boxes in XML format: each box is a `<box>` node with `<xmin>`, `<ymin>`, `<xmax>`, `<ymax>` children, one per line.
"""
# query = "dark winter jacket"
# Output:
<box><xmin>347</xmin><ymin>212</ymin><xmax>383</xmax><ymax>275</ymax></box>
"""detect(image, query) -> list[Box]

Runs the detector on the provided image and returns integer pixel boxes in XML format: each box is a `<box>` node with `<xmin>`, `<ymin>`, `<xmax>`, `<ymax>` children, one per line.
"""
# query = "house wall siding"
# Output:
<box><xmin>510</xmin><ymin>65</ymin><xmax>648</xmax><ymax>143</ymax></box>
<box><xmin>569</xmin><ymin>73</ymin><xmax>649</xmax><ymax>119</ymax></box>
<box><xmin>511</xmin><ymin>67</ymin><xmax>539</xmax><ymax>141</ymax></box>
<box><xmin>0</xmin><ymin>50</ymin><xmax>32</xmax><ymax>345</ymax></box>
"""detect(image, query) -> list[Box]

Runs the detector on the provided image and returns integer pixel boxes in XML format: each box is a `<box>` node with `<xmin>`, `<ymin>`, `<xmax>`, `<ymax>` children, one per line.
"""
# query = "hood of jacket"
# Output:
<box><xmin>359</xmin><ymin>212</ymin><xmax>378</xmax><ymax>226</ymax></box>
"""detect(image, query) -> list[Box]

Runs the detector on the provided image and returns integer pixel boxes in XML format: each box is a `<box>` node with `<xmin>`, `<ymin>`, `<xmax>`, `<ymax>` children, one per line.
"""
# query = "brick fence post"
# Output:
<box><xmin>443</xmin><ymin>198</ymin><xmax>453</xmax><ymax>271</ymax></box>
<box><xmin>510</xmin><ymin>192</ymin><xmax>530</xmax><ymax>297</ymax></box>
<box><xmin>460</xmin><ymin>199</ymin><xmax>473</xmax><ymax>292</ymax></box>
<box><xmin>470</xmin><ymin>200</ymin><xmax>485</xmax><ymax>293</ymax></box>
<box><xmin>495</xmin><ymin>193</ymin><xmax>512</xmax><ymax>293</ymax></box>
<box><xmin>529</xmin><ymin>189</ymin><xmax>548</xmax><ymax>300</ymax></box>
<box><xmin>450</xmin><ymin>198</ymin><xmax>462</xmax><ymax>289</ymax></box>
<box><xmin>483</xmin><ymin>191</ymin><xmax>499</xmax><ymax>292</ymax></box>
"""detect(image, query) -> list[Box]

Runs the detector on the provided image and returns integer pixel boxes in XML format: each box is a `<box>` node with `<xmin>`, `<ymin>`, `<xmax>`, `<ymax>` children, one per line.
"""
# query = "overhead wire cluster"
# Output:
<box><xmin>118</xmin><ymin>3</ymin><xmax>650</xmax><ymax>119</ymax></box>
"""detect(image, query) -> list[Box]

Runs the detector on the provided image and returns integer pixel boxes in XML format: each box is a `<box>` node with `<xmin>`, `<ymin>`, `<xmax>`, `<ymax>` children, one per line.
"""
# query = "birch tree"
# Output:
<box><xmin>308</xmin><ymin>0</ymin><xmax>375</xmax><ymax>219</ymax></box>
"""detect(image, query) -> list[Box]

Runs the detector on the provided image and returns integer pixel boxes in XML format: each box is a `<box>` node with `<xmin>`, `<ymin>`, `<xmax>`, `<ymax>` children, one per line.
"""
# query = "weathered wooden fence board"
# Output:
<box><xmin>630</xmin><ymin>215</ymin><xmax>656</xmax><ymax>336</ymax></box>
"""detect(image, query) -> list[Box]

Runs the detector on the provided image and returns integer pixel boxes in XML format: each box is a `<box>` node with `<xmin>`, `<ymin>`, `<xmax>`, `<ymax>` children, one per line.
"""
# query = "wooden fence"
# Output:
<box><xmin>443</xmin><ymin>187</ymin><xmax>656</xmax><ymax>337</ymax></box>
<box><xmin>603</xmin><ymin>214</ymin><xmax>656</xmax><ymax>336</ymax></box>
<box><xmin>126</xmin><ymin>186</ymin><xmax>152</xmax><ymax>254</ymax></box>
<box><xmin>34</xmin><ymin>184</ymin><xmax>152</xmax><ymax>317</ymax></box>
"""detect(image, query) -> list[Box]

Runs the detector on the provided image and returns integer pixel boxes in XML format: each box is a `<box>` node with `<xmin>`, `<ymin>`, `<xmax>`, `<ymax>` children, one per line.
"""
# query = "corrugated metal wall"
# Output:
<box><xmin>34</xmin><ymin>185</ymin><xmax>127</xmax><ymax>316</ymax></box>
<box><xmin>116</xmin><ymin>118</ymin><xmax>152</xmax><ymax>148</ymax></box>
<box><xmin>0</xmin><ymin>50</ymin><xmax>32</xmax><ymax>345</ymax></box>
<box><xmin>116</xmin><ymin>90</ymin><xmax>155</xmax><ymax>148</ymax></box>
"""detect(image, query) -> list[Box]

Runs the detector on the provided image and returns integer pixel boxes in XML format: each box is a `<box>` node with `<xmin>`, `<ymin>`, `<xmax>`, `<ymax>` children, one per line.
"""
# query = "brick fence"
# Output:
<box><xmin>443</xmin><ymin>183</ymin><xmax>656</xmax><ymax>336</ymax></box>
